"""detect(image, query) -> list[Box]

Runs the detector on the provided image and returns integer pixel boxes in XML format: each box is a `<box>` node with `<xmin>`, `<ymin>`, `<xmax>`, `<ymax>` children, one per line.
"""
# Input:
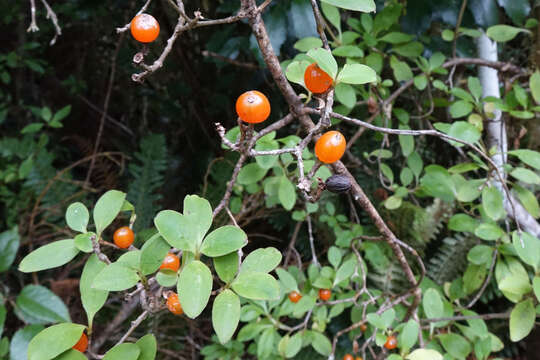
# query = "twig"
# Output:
<box><xmin>306</xmin><ymin>213</ymin><xmax>319</xmax><ymax>267</ymax></box>
<box><xmin>39</xmin><ymin>0</ymin><xmax>62</xmax><ymax>45</ymax></box>
<box><xmin>466</xmin><ymin>248</ymin><xmax>497</xmax><ymax>308</ymax></box>
<box><xmin>213</xmin><ymin>153</ymin><xmax>248</xmax><ymax>217</ymax></box>
<box><xmin>114</xmin><ymin>310</ymin><xmax>149</xmax><ymax>346</ymax></box>
<box><xmin>448</xmin><ymin>0</ymin><xmax>468</xmax><ymax>86</ymax></box>
<box><xmin>27</xmin><ymin>0</ymin><xmax>39</xmax><ymax>32</ymax></box>
<box><xmin>85</xmin><ymin>34</ymin><xmax>124</xmax><ymax>185</ymax></box>
<box><xmin>202</xmin><ymin>50</ymin><xmax>259</xmax><ymax>70</ymax></box>
<box><xmin>116</xmin><ymin>0</ymin><xmax>154</xmax><ymax>33</ymax></box>
<box><xmin>284</xmin><ymin>221</ymin><xmax>303</xmax><ymax>266</ymax></box>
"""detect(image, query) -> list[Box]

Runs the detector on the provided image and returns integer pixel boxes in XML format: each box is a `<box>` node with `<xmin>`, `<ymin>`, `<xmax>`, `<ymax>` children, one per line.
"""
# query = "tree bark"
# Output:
<box><xmin>476</xmin><ymin>33</ymin><xmax>540</xmax><ymax>237</ymax></box>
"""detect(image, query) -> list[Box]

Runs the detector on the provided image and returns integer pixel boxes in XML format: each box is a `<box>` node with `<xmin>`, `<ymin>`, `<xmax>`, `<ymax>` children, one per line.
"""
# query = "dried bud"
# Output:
<box><xmin>133</xmin><ymin>52</ymin><xmax>144</xmax><ymax>64</ymax></box>
<box><xmin>367</xmin><ymin>97</ymin><xmax>378</xmax><ymax>114</ymax></box>
<box><xmin>373</xmin><ymin>187</ymin><xmax>388</xmax><ymax>201</ymax></box>
<box><xmin>325</xmin><ymin>175</ymin><xmax>351</xmax><ymax>194</ymax></box>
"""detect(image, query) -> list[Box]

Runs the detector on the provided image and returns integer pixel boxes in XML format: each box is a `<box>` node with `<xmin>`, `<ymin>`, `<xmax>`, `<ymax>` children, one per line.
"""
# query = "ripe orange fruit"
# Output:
<box><xmin>343</xmin><ymin>354</ymin><xmax>354</xmax><ymax>360</ymax></box>
<box><xmin>304</xmin><ymin>63</ymin><xmax>333</xmax><ymax>94</ymax></box>
<box><xmin>166</xmin><ymin>292</ymin><xmax>183</xmax><ymax>315</ymax></box>
<box><xmin>384</xmin><ymin>335</ymin><xmax>397</xmax><ymax>350</ymax></box>
<box><xmin>113</xmin><ymin>226</ymin><xmax>134</xmax><ymax>249</ymax></box>
<box><xmin>314</xmin><ymin>130</ymin><xmax>346</xmax><ymax>164</ymax></box>
<box><xmin>160</xmin><ymin>253</ymin><xmax>180</xmax><ymax>272</ymax></box>
<box><xmin>72</xmin><ymin>333</ymin><xmax>88</xmax><ymax>353</ymax></box>
<box><xmin>360</xmin><ymin>323</ymin><xmax>367</xmax><ymax>332</ymax></box>
<box><xmin>318</xmin><ymin>288</ymin><xmax>331</xmax><ymax>301</ymax></box>
<box><xmin>288</xmin><ymin>291</ymin><xmax>302</xmax><ymax>303</ymax></box>
<box><xmin>235</xmin><ymin>90</ymin><xmax>271</xmax><ymax>124</ymax></box>
<box><xmin>130</xmin><ymin>14</ymin><xmax>160</xmax><ymax>43</ymax></box>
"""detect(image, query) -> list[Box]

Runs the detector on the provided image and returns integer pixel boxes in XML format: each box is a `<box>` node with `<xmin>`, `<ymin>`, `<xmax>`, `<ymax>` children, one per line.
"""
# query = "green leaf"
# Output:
<box><xmin>508</xmin><ymin>149</ymin><xmax>540</xmax><ymax>170</ymax></box>
<box><xmin>257</xmin><ymin>328</ymin><xmax>276</xmax><ymax>359</ymax></box>
<box><xmin>52</xmin><ymin>105</ymin><xmax>71</xmax><ymax>123</ymax></box>
<box><xmin>448</xmin><ymin>121</ymin><xmax>481</xmax><ymax>146</ymax></box>
<box><xmin>512</xmin><ymin>231</ymin><xmax>540</xmax><ymax>270</ymax></box>
<box><xmin>279</xmin><ymin>333</ymin><xmax>302</xmax><ymax>358</ymax></box>
<box><xmin>327</xmin><ymin>247</ymin><xmax>342</xmax><ymax>269</ymax></box>
<box><xmin>92</xmin><ymin>262</ymin><xmax>139</xmax><ymax>291</ymax></box>
<box><xmin>212</xmin><ymin>290</ymin><xmax>240</xmax><ymax>344</ymax></box>
<box><xmin>513</xmin><ymin>184</ymin><xmax>540</xmax><ymax>218</ymax></box>
<box><xmin>201</xmin><ymin>225</ymin><xmax>247</xmax><ymax>257</ymax></box>
<box><xmin>275</xmin><ymin>268</ymin><xmax>298</xmax><ymax>292</ymax></box>
<box><xmin>41</xmin><ymin>107</ymin><xmax>52</xmax><ymax>122</ymax></box>
<box><xmin>334</xmin><ymin>258</ymin><xmax>356</xmax><ymax>286</ymax></box>
<box><xmin>102</xmin><ymin>343</ymin><xmax>140</xmax><ymax>360</ymax></box>
<box><xmin>232</xmin><ymin>272</ymin><xmax>280</xmax><ymax>300</ymax></box>
<box><xmin>255</xmin><ymin>140</ymin><xmax>279</xmax><ymax>169</ymax></box>
<box><xmin>21</xmin><ymin>123</ymin><xmax>44</xmax><ymax>134</ymax></box>
<box><xmin>320</xmin><ymin>0</ymin><xmax>375</xmax><ymax>12</ymax></box>
<box><xmin>510</xmin><ymin>167</ymin><xmax>540</xmax><ymax>184</ymax></box>
<box><xmin>321</xmin><ymin>3</ymin><xmax>341</xmax><ymax>34</ymax></box>
<box><xmin>19</xmin><ymin>240</ymin><xmax>79</xmax><ymax>273</ymax></box>
<box><xmin>398</xmin><ymin>319</ymin><xmax>419</xmax><ymax>352</ymax></box>
<box><xmin>61</xmin><ymin>209</ymin><xmax>85</xmax><ymax>242</ymax></box>
<box><xmin>55</xmin><ymin>349</ymin><xmax>87</xmax><ymax>360</ymax></box>
<box><xmin>140</xmin><ymin>234</ymin><xmax>170</xmax><ymax>275</ymax></box>
<box><xmin>438</xmin><ymin>333</ymin><xmax>471</xmax><ymax>359</ymax></box>
<box><xmin>464</xmin><ymin>264</ymin><xmax>487</xmax><ymax>295</ymax></box>
<box><xmin>413</xmin><ymin>74</ymin><xmax>427</xmax><ymax>90</ymax></box>
<box><xmin>213</xmin><ymin>252</ymin><xmax>239</xmax><ymax>284</ymax></box>
<box><xmin>27</xmin><ymin>323</ymin><xmax>85</xmax><ymax>360</ymax></box>
<box><xmin>154</xmin><ymin>210</ymin><xmax>196</xmax><ymax>253</ymax></box>
<box><xmin>482</xmin><ymin>186</ymin><xmax>505</xmax><ymax>221</ymax></box>
<box><xmin>399</xmin><ymin>125</ymin><xmax>414</xmax><ymax>156</ymax></box>
<box><xmin>306</xmin><ymin>48</ymin><xmax>338</xmax><ymax>79</ymax></box>
<box><xmin>9</xmin><ymin>325</ymin><xmax>44</xmax><ymax>360</ymax></box>
<box><xmin>278</xmin><ymin>176</ymin><xmax>297</xmax><ymax>211</ymax></box>
<box><xmin>379</xmin><ymin>32</ymin><xmax>412</xmax><ymax>44</ymax></box>
<box><xmin>406</xmin><ymin>349</ymin><xmax>443</xmax><ymax>360</ymax></box>
<box><xmin>15</xmin><ymin>285</ymin><xmax>70</xmax><ymax>324</ymax></box>
<box><xmin>294</xmin><ymin>37</ymin><xmax>323</xmax><ymax>52</ymax></box>
<box><xmin>529</xmin><ymin>71</ymin><xmax>540</xmax><ymax>104</ymax></box>
<box><xmin>393</xmin><ymin>41</ymin><xmax>424</xmax><ymax>57</ymax></box>
<box><xmin>237</xmin><ymin>163</ymin><xmax>268</xmax><ymax>185</ymax></box>
<box><xmin>423</xmin><ymin>288</ymin><xmax>444</xmax><ymax>319</ymax></box>
<box><xmin>155</xmin><ymin>271</ymin><xmax>177</xmax><ymax>287</ymax></box>
<box><xmin>135</xmin><ymin>334</ymin><xmax>157</xmax><ymax>360</ymax></box>
<box><xmin>93</xmin><ymin>190</ymin><xmax>126</xmax><ymax>235</ymax></box>
<box><xmin>487</xmin><ymin>24</ymin><xmax>529</xmax><ymax>42</ymax></box>
<box><xmin>183</xmin><ymin>195</ymin><xmax>213</xmax><ymax>247</ymax></box>
<box><xmin>240</xmin><ymin>247</ymin><xmax>282</xmax><ymax>273</ymax></box>
<box><xmin>293</xmin><ymin>295</ymin><xmax>316</xmax><ymax>317</ymax></box>
<box><xmin>336</xmin><ymin>64</ymin><xmax>376</xmax><ymax>84</ymax></box>
<box><xmin>71</xmin><ymin>232</ymin><xmax>92</xmax><ymax>254</ymax></box>
<box><xmin>390</xmin><ymin>56</ymin><xmax>413</xmax><ymax>82</ymax></box>
<box><xmin>178</xmin><ymin>260</ymin><xmax>213</xmax><ymax>318</ymax></box>
<box><xmin>80</xmin><ymin>254</ymin><xmax>108</xmax><ymax>329</ymax></box>
<box><xmin>475</xmin><ymin>223</ymin><xmax>504</xmax><ymax>241</ymax></box>
<box><xmin>533</xmin><ymin>276</ymin><xmax>540</xmax><ymax>301</ymax></box>
<box><xmin>0</xmin><ymin>227</ymin><xmax>19</xmax><ymax>272</ymax></box>
<box><xmin>286</xmin><ymin>60</ymin><xmax>310</xmax><ymax>86</ymax></box>
<box><xmin>449</xmin><ymin>101</ymin><xmax>473</xmax><ymax>118</ymax></box>
<box><xmin>420</xmin><ymin>165</ymin><xmax>456</xmax><ymax>202</ymax></box>
<box><xmin>311</xmin><ymin>331</ymin><xmax>332</xmax><ymax>356</ymax></box>
<box><xmin>510</xmin><ymin>299</ymin><xmax>535</xmax><ymax>341</ymax></box>
<box><xmin>334</xmin><ymin>83</ymin><xmax>356</xmax><ymax>108</ymax></box>
<box><xmin>467</xmin><ymin>245</ymin><xmax>493</xmax><ymax>265</ymax></box>
<box><xmin>332</xmin><ymin>46</ymin><xmax>364</xmax><ymax>58</ymax></box>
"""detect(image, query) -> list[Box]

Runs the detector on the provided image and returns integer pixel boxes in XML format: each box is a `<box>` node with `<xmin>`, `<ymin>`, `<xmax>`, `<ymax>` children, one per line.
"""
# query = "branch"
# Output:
<box><xmin>27</xmin><ymin>0</ymin><xmax>39</xmax><ymax>32</ymax></box>
<box><xmin>116</xmin><ymin>0</ymin><xmax>154</xmax><ymax>33</ymax></box>
<box><xmin>39</xmin><ymin>0</ymin><xmax>62</xmax><ymax>45</ymax></box>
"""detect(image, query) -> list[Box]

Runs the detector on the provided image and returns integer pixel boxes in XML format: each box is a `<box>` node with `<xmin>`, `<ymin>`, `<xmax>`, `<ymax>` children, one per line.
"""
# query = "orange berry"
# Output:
<box><xmin>160</xmin><ymin>253</ymin><xmax>180</xmax><ymax>272</ymax></box>
<box><xmin>167</xmin><ymin>292</ymin><xmax>183</xmax><ymax>315</ymax></box>
<box><xmin>356</xmin><ymin>357</ymin><xmax>363</xmax><ymax>360</ymax></box>
<box><xmin>343</xmin><ymin>354</ymin><xmax>354</xmax><ymax>360</ymax></box>
<box><xmin>315</xmin><ymin>130</ymin><xmax>346</xmax><ymax>164</ymax></box>
<box><xmin>288</xmin><ymin>291</ymin><xmax>302</xmax><ymax>303</ymax></box>
<box><xmin>130</xmin><ymin>14</ymin><xmax>160</xmax><ymax>43</ymax></box>
<box><xmin>318</xmin><ymin>288</ymin><xmax>331</xmax><ymax>301</ymax></box>
<box><xmin>304</xmin><ymin>63</ymin><xmax>333</xmax><ymax>94</ymax></box>
<box><xmin>360</xmin><ymin>323</ymin><xmax>367</xmax><ymax>332</ymax></box>
<box><xmin>384</xmin><ymin>335</ymin><xmax>397</xmax><ymax>350</ymax></box>
<box><xmin>113</xmin><ymin>226</ymin><xmax>134</xmax><ymax>249</ymax></box>
<box><xmin>235</xmin><ymin>90</ymin><xmax>271</xmax><ymax>124</ymax></box>
<box><xmin>72</xmin><ymin>333</ymin><xmax>88</xmax><ymax>353</ymax></box>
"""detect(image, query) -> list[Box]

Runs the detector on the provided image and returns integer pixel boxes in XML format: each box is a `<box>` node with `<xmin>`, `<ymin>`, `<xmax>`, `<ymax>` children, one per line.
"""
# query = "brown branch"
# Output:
<box><xmin>202</xmin><ymin>50</ymin><xmax>259</xmax><ymax>70</ymax></box>
<box><xmin>85</xmin><ymin>34</ymin><xmax>124</xmax><ymax>185</ymax></box>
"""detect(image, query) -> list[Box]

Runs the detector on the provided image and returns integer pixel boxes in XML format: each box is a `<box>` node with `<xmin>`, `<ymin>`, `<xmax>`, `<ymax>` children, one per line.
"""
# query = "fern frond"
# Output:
<box><xmin>427</xmin><ymin>234</ymin><xmax>476</xmax><ymax>285</ymax></box>
<box><xmin>127</xmin><ymin>133</ymin><xmax>167</xmax><ymax>231</ymax></box>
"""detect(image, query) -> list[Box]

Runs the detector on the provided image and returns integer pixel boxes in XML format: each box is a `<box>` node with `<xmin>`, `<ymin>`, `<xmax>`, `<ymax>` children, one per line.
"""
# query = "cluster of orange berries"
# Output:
<box><xmin>235</xmin><ymin>62</ymin><xmax>344</xmax><ymax>165</ymax></box>
<box><xmin>112</xmin><ymin>226</ymin><xmax>183</xmax><ymax>316</ymax></box>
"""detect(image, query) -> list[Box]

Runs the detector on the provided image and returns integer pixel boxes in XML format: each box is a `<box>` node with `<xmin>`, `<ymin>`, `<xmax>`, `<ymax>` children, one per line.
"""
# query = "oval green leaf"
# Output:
<box><xmin>232</xmin><ymin>272</ymin><xmax>280</xmax><ymax>300</ymax></box>
<box><xmin>27</xmin><ymin>323</ymin><xmax>85</xmax><ymax>360</ymax></box>
<box><xmin>80</xmin><ymin>254</ymin><xmax>108</xmax><ymax>328</ymax></box>
<box><xmin>212</xmin><ymin>289</ymin><xmax>240</xmax><ymax>344</ymax></box>
<box><xmin>15</xmin><ymin>285</ymin><xmax>71</xmax><ymax>324</ymax></box>
<box><xmin>92</xmin><ymin>262</ymin><xmax>139</xmax><ymax>291</ymax></box>
<box><xmin>177</xmin><ymin>260</ymin><xmax>213</xmax><ymax>319</ymax></box>
<box><xmin>19</xmin><ymin>240</ymin><xmax>79</xmax><ymax>273</ymax></box>
<box><xmin>93</xmin><ymin>190</ymin><xmax>126</xmax><ymax>235</ymax></box>
<box><xmin>200</xmin><ymin>225</ymin><xmax>247</xmax><ymax>257</ymax></box>
<box><xmin>65</xmin><ymin>202</ymin><xmax>89</xmax><ymax>233</ymax></box>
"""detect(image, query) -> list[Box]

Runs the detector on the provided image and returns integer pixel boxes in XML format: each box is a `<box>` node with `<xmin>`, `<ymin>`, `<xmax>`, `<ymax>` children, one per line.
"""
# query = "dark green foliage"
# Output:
<box><xmin>127</xmin><ymin>134</ymin><xmax>167</xmax><ymax>231</ymax></box>
<box><xmin>427</xmin><ymin>234</ymin><xmax>477</xmax><ymax>284</ymax></box>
